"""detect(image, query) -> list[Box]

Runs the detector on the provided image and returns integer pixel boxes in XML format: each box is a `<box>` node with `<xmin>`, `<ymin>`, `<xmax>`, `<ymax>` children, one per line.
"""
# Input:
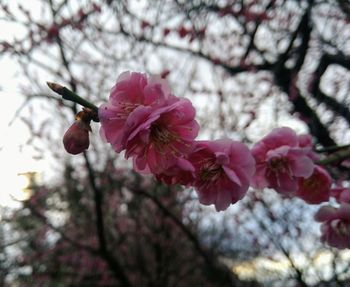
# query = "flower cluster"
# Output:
<box><xmin>62</xmin><ymin>71</ymin><xmax>348</xmax><ymax>249</ymax></box>
<box><xmin>96</xmin><ymin>71</ymin><xmax>337</xmax><ymax>213</ymax></box>
<box><xmin>251</xmin><ymin>127</ymin><xmax>331</xmax><ymax>204</ymax></box>
<box><xmin>315</xmin><ymin>188</ymin><xmax>350</xmax><ymax>249</ymax></box>
<box><xmin>98</xmin><ymin>72</ymin><xmax>255</xmax><ymax>211</ymax></box>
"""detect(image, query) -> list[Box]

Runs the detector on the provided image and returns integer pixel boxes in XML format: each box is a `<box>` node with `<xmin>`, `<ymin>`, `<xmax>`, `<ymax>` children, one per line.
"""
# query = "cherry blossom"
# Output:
<box><xmin>156</xmin><ymin>158</ymin><xmax>195</xmax><ymax>186</ymax></box>
<box><xmin>251</xmin><ymin>127</ymin><xmax>314</xmax><ymax>195</ymax></box>
<box><xmin>188</xmin><ymin>140</ymin><xmax>255</xmax><ymax>211</ymax></box>
<box><xmin>99</xmin><ymin>71</ymin><xmax>175</xmax><ymax>152</ymax></box>
<box><xmin>331</xmin><ymin>187</ymin><xmax>350</xmax><ymax>204</ymax></box>
<box><xmin>315</xmin><ymin>204</ymin><xmax>350</xmax><ymax>249</ymax></box>
<box><xmin>123</xmin><ymin>99</ymin><xmax>199</xmax><ymax>174</ymax></box>
<box><xmin>296</xmin><ymin>165</ymin><xmax>332</xmax><ymax>204</ymax></box>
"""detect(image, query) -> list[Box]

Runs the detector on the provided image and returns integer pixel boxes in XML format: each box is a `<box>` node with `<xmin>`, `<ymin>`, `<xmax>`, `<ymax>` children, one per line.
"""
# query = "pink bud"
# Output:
<box><xmin>93</xmin><ymin>4</ymin><xmax>101</xmax><ymax>13</ymax></box>
<box><xmin>177</xmin><ymin>26</ymin><xmax>188</xmax><ymax>38</ymax></box>
<box><xmin>296</xmin><ymin>165</ymin><xmax>332</xmax><ymax>204</ymax></box>
<box><xmin>160</xmin><ymin>69</ymin><xmax>170</xmax><ymax>79</ymax></box>
<box><xmin>63</xmin><ymin>121</ymin><xmax>90</xmax><ymax>155</ymax></box>
<box><xmin>141</xmin><ymin>20</ymin><xmax>150</xmax><ymax>30</ymax></box>
<box><xmin>163</xmin><ymin>28</ymin><xmax>171</xmax><ymax>37</ymax></box>
<box><xmin>46</xmin><ymin>24</ymin><xmax>59</xmax><ymax>43</ymax></box>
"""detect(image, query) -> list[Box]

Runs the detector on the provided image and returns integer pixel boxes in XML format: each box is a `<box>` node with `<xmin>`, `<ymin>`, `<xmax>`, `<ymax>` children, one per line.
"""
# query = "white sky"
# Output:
<box><xmin>0</xmin><ymin>10</ymin><xmax>47</xmax><ymax>207</ymax></box>
<box><xmin>0</xmin><ymin>58</ymin><xmax>47</xmax><ymax>207</ymax></box>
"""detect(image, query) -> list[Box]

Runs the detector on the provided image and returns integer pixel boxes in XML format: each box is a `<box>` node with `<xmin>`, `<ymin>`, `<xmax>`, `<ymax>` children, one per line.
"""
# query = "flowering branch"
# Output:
<box><xmin>315</xmin><ymin>144</ymin><xmax>350</xmax><ymax>153</ymax></box>
<box><xmin>47</xmin><ymin>82</ymin><xmax>131</xmax><ymax>284</ymax></box>
<box><xmin>317</xmin><ymin>148</ymin><xmax>350</xmax><ymax>166</ymax></box>
<box><xmin>56</xmin><ymin>70</ymin><xmax>350</xmax><ymax>251</ymax></box>
<box><xmin>83</xmin><ymin>152</ymin><xmax>133</xmax><ymax>287</ymax></box>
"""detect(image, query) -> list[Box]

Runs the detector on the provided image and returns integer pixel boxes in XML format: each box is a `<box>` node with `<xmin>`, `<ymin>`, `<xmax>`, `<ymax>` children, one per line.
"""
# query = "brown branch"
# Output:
<box><xmin>26</xmin><ymin>201</ymin><xmax>98</xmax><ymax>254</ymax></box>
<box><xmin>113</xmin><ymin>24</ymin><xmax>273</xmax><ymax>75</ymax></box>
<box><xmin>45</xmin><ymin>2</ymin><xmax>132</xmax><ymax>285</ymax></box>
<box><xmin>273</xmin><ymin>1</ymin><xmax>335</xmax><ymax>147</ymax></box>
<box><xmin>83</xmin><ymin>152</ymin><xmax>133</xmax><ymax>287</ymax></box>
<box><xmin>309</xmin><ymin>53</ymin><xmax>350</xmax><ymax>125</ymax></box>
<box><xmin>317</xmin><ymin>147</ymin><xmax>350</xmax><ymax>166</ymax></box>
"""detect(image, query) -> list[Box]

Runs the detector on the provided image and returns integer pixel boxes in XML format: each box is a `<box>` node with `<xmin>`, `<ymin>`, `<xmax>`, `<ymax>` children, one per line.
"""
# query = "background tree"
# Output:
<box><xmin>0</xmin><ymin>0</ymin><xmax>350</xmax><ymax>286</ymax></box>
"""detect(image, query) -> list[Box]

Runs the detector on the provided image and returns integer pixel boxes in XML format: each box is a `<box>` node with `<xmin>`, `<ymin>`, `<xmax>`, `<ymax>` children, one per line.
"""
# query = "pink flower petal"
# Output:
<box><xmin>290</xmin><ymin>155</ymin><xmax>314</xmax><ymax>178</ymax></box>
<box><xmin>314</xmin><ymin>205</ymin><xmax>338</xmax><ymax>222</ymax></box>
<box><xmin>223</xmin><ymin>166</ymin><xmax>242</xmax><ymax>186</ymax></box>
<box><xmin>190</xmin><ymin>139</ymin><xmax>255</xmax><ymax>211</ymax></box>
<box><xmin>261</xmin><ymin>127</ymin><xmax>298</xmax><ymax>149</ymax></box>
<box><xmin>215</xmin><ymin>188</ymin><xmax>232</xmax><ymax>211</ymax></box>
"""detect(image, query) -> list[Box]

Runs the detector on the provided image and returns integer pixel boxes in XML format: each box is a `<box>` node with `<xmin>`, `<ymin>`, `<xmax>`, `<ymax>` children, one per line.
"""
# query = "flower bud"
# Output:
<box><xmin>63</xmin><ymin>120</ymin><xmax>90</xmax><ymax>155</ymax></box>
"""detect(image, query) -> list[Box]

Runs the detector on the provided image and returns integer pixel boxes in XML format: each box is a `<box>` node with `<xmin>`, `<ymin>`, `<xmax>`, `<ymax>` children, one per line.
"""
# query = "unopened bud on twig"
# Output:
<box><xmin>47</xmin><ymin>81</ymin><xmax>99</xmax><ymax>116</ymax></box>
<box><xmin>63</xmin><ymin>120</ymin><xmax>90</xmax><ymax>155</ymax></box>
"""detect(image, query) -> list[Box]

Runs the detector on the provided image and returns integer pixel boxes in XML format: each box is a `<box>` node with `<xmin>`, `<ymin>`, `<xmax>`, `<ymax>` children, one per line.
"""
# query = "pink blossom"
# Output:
<box><xmin>122</xmin><ymin>99</ymin><xmax>199</xmax><ymax>174</ymax></box>
<box><xmin>296</xmin><ymin>165</ymin><xmax>332</xmax><ymax>204</ymax></box>
<box><xmin>99</xmin><ymin>71</ymin><xmax>174</xmax><ymax>152</ymax></box>
<box><xmin>331</xmin><ymin>187</ymin><xmax>350</xmax><ymax>204</ymax></box>
<box><xmin>341</xmin><ymin>158</ymin><xmax>350</xmax><ymax>168</ymax></box>
<box><xmin>177</xmin><ymin>26</ymin><xmax>189</xmax><ymax>38</ymax></box>
<box><xmin>315</xmin><ymin>204</ymin><xmax>350</xmax><ymax>249</ymax></box>
<box><xmin>156</xmin><ymin>158</ymin><xmax>195</xmax><ymax>186</ymax></box>
<box><xmin>163</xmin><ymin>28</ymin><xmax>171</xmax><ymax>37</ymax></box>
<box><xmin>251</xmin><ymin>127</ymin><xmax>314</xmax><ymax>195</ymax></box>
<box><xmin>92</xmin><ymin>3</ymin><xmax>101</xmax><ymax>13</ymax></box>
<box><xmin>63</xmin><ymin>121</ymin><xmax>90</xmax><ymax>155</ymax></box>
<box><xmin>46</xmin><ymin>23</ymin><xmax>59</xmax><ymax>43</ymax></box>
<box><xmin>339</xmin><ymin>189</ymin><xmax>350</xmax><ymax>204</ymax></box>
<box><xmin>298</xmin><ymin>134</ymin><xmax>313</xmax><ymax>148</ymax></box>
<box><xmin>188</xmin><ymin>140</ymin><xmax>255</xmax><ymax>211</ymax></box>
<box><xmin>298</xmin><ymin>134</ymin><xmax>319</xmax><ymax>161</ymax></box>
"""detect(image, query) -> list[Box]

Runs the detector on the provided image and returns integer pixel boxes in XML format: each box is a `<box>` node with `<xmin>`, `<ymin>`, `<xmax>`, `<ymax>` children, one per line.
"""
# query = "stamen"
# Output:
<box><xmin>150</xmin><ymin>124</ymin><xmax>177</xmax><ymax>146</ymax></box>
<box><xmin>199</xmin><ymin>159</ymin><xmax>223</xmax><ymax>182</ymax></box>
<box><xmin>336</xmin><ymin>221</ymin><xmax>350</xmax><ymax>237</ymax></box>
<box><xmin>267</xmin><ymin>157</ymin><xmax>291</xmax><ymax>177</ymax></box>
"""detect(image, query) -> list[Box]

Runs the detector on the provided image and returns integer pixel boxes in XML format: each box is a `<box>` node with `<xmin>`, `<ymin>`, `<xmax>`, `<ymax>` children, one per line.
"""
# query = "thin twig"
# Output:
<box><xmin>46</xmin><ymin>82</ymin><xmax>99</xmax><ymax>114</ymax></box>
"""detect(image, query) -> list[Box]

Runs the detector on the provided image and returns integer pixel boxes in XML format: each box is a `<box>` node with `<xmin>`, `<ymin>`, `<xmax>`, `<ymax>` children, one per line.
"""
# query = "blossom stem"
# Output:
<box><xmin>317</xmin><ymin>148</ymin><xmax>350</xmax><ymax>166</ymax></box>
<box><xmin>47</xmin><ymin>82</ymin><xmax>98</xmax><ymax>112</ymax></box>
<box><xmin>315</xmin><ymin>144</ymin><xmax>350</xmax><ymax>153</ymax></box>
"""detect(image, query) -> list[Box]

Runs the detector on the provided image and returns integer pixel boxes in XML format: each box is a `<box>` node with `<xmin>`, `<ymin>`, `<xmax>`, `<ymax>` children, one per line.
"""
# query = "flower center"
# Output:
<box><xmin>120</xmin><ymin>102</ymin><xmax>139</xmax><ymax>118</ymax></box>
<box><xmin>267</xmin><ymin>157</ymin><xmax>290</xmax><ymax>175</ymax></box>
<box><xmin>199</xmin><ymin>159</ymin><xmax>223</xmax><ymax>182</ymax></box>
<box><xmin>301</xmin><ymin>174</ymin><xmax>319</xmax><ymax>190</ymax></box>
<box><xmin>335</xmin><ymin>221</ymin><xmax>350</xmax><ymax>237</ymax></box>
<box><xmin>150</xmin><ymin>124</ymin><xmax>175</xmax><ymax>146</ymax></box>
